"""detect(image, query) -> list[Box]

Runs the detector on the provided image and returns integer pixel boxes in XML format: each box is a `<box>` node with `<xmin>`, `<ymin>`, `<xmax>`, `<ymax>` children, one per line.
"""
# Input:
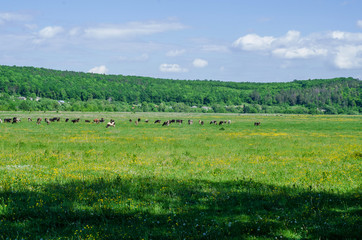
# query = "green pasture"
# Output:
<box><xmin>0</xmin><ymin>112</ymin><xmax>361</xmax><ymax>239</ymax></box>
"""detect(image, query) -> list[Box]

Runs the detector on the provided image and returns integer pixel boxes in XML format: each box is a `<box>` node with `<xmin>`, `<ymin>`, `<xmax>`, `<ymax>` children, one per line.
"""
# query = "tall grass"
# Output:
<box><xmin>0</xmin><ymin>112</ymin><xmax>361</xmax><ymax>239</ymax></box>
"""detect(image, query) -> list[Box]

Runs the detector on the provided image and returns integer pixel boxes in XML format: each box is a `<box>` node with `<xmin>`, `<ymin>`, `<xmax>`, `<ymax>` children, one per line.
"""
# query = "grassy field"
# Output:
<box><xmin>0</xmin><ymin>112</ymin><xmax>361</xmax><ymax>239</ymax></box>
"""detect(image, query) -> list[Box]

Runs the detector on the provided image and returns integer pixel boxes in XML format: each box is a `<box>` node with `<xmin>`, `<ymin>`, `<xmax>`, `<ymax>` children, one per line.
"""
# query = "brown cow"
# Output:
<box><xmin>36</xmin><ymin>118</ymin><xmax>42</xmax><ymax>125</ymax></box>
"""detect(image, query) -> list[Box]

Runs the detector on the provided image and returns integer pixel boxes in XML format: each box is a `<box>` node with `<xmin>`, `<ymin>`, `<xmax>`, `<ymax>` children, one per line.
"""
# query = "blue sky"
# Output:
<box><xmin>1</xmin><ymin>0</ymin><xmax>362</xmax><ymax>82</ymax></box>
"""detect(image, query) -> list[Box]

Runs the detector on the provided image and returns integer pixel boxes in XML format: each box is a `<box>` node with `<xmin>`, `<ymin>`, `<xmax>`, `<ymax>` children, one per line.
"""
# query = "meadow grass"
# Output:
<box><xmin>0</xmin><ymin>112</ymin><xmax>361</xmax><ymax>239</ymax></box>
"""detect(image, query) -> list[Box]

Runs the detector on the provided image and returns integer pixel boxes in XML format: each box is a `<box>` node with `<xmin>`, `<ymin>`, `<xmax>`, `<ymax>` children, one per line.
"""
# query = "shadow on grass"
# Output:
<box><xmin>0</xmin><ymin>176</ymin><xmax>360</xmax><ymax>239</ymax></box>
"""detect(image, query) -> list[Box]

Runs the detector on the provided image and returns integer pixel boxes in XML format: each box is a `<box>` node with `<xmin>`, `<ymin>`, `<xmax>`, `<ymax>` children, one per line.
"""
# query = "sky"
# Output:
<box><xmin>1</xmin><ymin>0</ymin><xmax>362</xmax><ymax>82</ymax></box>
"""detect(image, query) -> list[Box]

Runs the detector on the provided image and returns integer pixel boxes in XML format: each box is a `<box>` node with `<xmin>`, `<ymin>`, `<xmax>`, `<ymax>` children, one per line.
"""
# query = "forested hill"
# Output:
<box><xmin>0</xmin><ymin>65</ymin><xmax>360</xmax><ymax>114</ymax></box>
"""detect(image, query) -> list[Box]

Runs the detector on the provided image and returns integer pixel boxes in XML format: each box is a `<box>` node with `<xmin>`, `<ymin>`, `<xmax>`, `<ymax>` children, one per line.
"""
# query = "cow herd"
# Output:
<box><xmin>0</xmin><ymin>117</ymin><xmax>261</xmax><ymax>127</ymax></box>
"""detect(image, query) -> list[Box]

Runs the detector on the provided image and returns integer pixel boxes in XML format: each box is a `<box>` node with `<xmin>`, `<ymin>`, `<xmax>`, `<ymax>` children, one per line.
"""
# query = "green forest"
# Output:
<box><xmin>0</xmin><ymin>65</ymin><xmax>360</xmax><ymax>114</ymax></box>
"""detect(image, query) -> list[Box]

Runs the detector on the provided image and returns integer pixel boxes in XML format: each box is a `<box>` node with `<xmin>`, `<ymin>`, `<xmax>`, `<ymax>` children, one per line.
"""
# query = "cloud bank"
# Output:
<box><xmin>233</xmin><ymin>30</ymin><xmax>362</xmax><ymax>69</ymax></box>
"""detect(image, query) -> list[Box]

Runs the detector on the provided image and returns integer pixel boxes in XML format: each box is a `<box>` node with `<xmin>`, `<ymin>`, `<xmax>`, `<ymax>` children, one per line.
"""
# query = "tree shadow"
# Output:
<box><xmin>0</xmin><ymin>176</ymin><xmax>360</xmax><ymax>239</ymax></box>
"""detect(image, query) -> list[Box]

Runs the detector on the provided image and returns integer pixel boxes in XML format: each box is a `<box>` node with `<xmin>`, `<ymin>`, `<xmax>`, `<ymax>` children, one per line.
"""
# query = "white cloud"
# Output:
<box><xmin>159</xmin><ymin>63</ymin><xmax>188</xmax><ymax>73</ymax></box>
<box><xmin>0</xmin><ymin>12</ymin><xmax>30</xmax><ymax>24</ymax></box>
<box><xmin>330</xmin><ymin>31</ymin><xmax>362</xmax><ymax>41</ymax></box>
<box><xmin>357</xmin><ymin>20</ymin><xmax>362</xmax><ymax>28</ymax></box>
<box><xmin>88</xmin><ymin>65</ymin><xmax>108</xmax><ymax>74</ymax></box>
<box><xmin>232</xmin><ymin>30</ymin><xmax>362</xmax><ymax>69</ymax></box>
<box><xmin>166</xmin><ymin>49</ymin><xmax>185</xmax><ymax>57</ymax></box>
<box><xmin>232</xmin><ymin>34</ymin><xmax>275</xmax><ymax>51</ymax></box>
<box><xmin>334</xmin><ymin>45</ymin><xmax>362</xmax><ymax>69</ymax></box>
<box><xmin>193</xmin><ymin>58</ymin><xmax>208</xmax><ymax>68</ymax></box>
<box><xmin>39</xmin><ymin>26</ymin><xmax>64</xmax><ymax>38</ymax></box>
<box><xmin>272</xmin><ymin>47</ymin><xmax>327</xmax><ymax>59</ymax></box>
<box><xmin>278</xmin><ymin>30</ymin><xmax>301</xmax><ymax>44</ymax></box>
<box><xmin>84</xmin><ymin>21</ymin><xmax>186</xmax><ymax>39</ymax></box>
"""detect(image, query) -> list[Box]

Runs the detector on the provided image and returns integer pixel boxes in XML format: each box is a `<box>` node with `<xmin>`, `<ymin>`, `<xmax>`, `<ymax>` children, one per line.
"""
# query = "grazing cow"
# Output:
<box><xmin>4</xmin><ymin>118</ymin><xmax>12</xmax><ymax>123</ymax></box>
<box><xmin>0</xmin><ymin>119</ymin><xmax>2</xmax><ymax>123</ymax></box>
<box><xmin>106</xmin><ymin>119</ymin><xmax>115</xmax><ymax>128</ymax></box>
<box><xmin>154</xmin><ymin>120</ymin><xmax>161</xmax><ymax>124</ymax></box>
<box><xmin>36</xmin><ymin>118</ymin><xmax>42</xmax><ymax>125</ymax></box>
<box><xmin>129</xmin><ymin>119</ymin><xmax>132</xmax><ymax>123</ymax></box>
<box><xmin>162</xmin><ymin>120</ymin><xmax>170</xmax><ymax>126</ymax></box>
<box><xmin>44</xmin><ymin>118</ymin><xmax>50</xmax><ymax>125</ymax></box>
<box><xmin>210</xmin><ymin>120</ymin><xmax>217</xmax><ymax>125</ymax></box>
<box><xmin>12</xmin><ymin>117</ymin><xmax>20</xmax><ymax>124</ymax></box>
<box><xmin>65</xmin><ymin>118</ymin><xmax>69</xmax><ymax>122</ymax></box>
<box><xmin>100</xmin><ymin>118</ymin><xmax>105</xmax><ymax>123</ymax></box>
<box><xmin>71</xmin><ymin>118</ymin><xmax>80</xmax><ymax>123</ymax></box>
<box><xmin>145</xmin><ymin>119</ymin><xmax>149</xmax><ymax>123</ymax></box>
<box><xmin>138</xmin><ymin>118</ymin><xmax>141</xmax><ymax>122</ymax></box>
<box><xmin>200</xmin><ymin>120</ymin><xmax>204</xmax><ymax>125</ymax></box>
<box><xmin>219</xmin><ymin>120</ymin><xmax>227</xmax><ymax>125</ymax></box>
<box><xmin>28</xmin><ymin>118</ymin><xmax>32</xmax><ymax>122</ymax></box>
<box><xmin>176</xmin><ymin>119</ymin><xmax>183</xmax><ymax>124</ymax></box>
<box><xmin>254</xmin><ymin>122</ymin><xmax>261</xmax><ymax>126</ymax></box>
<box><xmin>227</xmin><ymin>120</ymin><xmax>231</xmax><ymax>124</ymax></box>
<box><xmin>170</xmin><ymin>119</ymin><xmax>176</xmax><ymax>123</ymax></box>
<box><xmin>93</xmin><ymin>118</ymin><xmax>100</xmax><ymax>124</ymax></box>
<box><xmin>188</xmin><ymin>120</ymin><xmax>193</xmax><ymax>125</ymax></box>
<box><xmin>85</xmin><ymin>120</ymin><xmax>91</xmax><ymax>123</ymax></box>
<box><xmin>135</xmin><ymin>120</ymin><xmax>138</xmax><ymax>126</ymax></box>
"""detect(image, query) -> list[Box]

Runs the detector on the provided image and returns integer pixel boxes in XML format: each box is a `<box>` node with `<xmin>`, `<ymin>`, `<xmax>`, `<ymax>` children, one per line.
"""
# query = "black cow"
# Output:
<box><xmin>71</xmin><ymin>118</ymin><xmax>80</xmax><ymax>123</ymax></box>
<box><xmin>12</xmin><ymin>117</ymin><xmax>20</xmax><ymax>124</ymax></box>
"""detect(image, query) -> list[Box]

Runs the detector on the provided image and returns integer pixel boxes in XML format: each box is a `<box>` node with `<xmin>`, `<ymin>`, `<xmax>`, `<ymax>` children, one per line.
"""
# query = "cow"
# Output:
<box><xmin>138</xmin><ymin>118</ymin><xmax>141</xmax><ymax>122</ymax></box>
<box><xmin>154</xmin><ymin>120</ymin><xmax>161</xmax><ymax>124</ymax></box>
<box><xmin>129</xmin><ymin>119</ymin><xmax>132</xmax><ymax>123</ymax></box>
<box><xmin>219</xmin><ymin>120</ymin><xmax>226</xmax><ymax>125</ymax></box>
<box><xmin>145</xmin><ymin>119</ymin><xmax>149</xmax><ymax>123</ymax></box>
<box><xmin>0</xmin><ymin>119</ymin><xmax>2</xmax><ymax>123</ymax></box>
<box><xmin>36</xmin><ymin>118</ymin><xmax>42</xmax><ymax>125</ymax></box>
<box><xmin>162</xmin><ymin>120</ymin><xmax>170</xmax><ymax>126</ymax></box>
<box><xmin>188</xmin><ymin>120</ymin><xmax>193</xmax><ymax>125</ymax></box>
<box><xmin>100</xmin><ymin>118</ymin><xmax>105</xmax><ymax>123</ymax></box>
<box><xmin>176</xmin><ymin>119</ymin><xmax>183</xmax><ymax>124</ymax></box>
<box><xmin>227</xmin><ymin>120</ymin><xmax>231</xmax><ymax>124</ymax></box>
<box><xmin>71</xmin><ymin>118</ymin><xmax>80</xmax><ymax>123</ymax></box>
<box><xmin>65</xmin><ymin>118</ymin><xmax>69</xmax><ymax>122</ymax></box>
<box><xmin>93</xmin><ymin>119</ymin><xmax>100</xmax><ymax>124</ymax></box>
<box><xmin>4</xmin><ymin>118</ymin><xmax>12</xmax><ymax>123</ymax></box>
<box><xmin>135</xmin><ymin>120</ymin><xmax>138</xmax><ymax>126</ymax></box>
<box><xmin>200</xmin><ymin>120</ymin><xmax>204</xmax><ymax>125</ymax></box>
<box><xmin>44</xmin><ymin>118</ymin><xmax>50</xmax><ymax>125</ymax></box>
<box><xmin>106</xmin><ymin>119</ymin><xmax>115</xmax><ymax>128</ymax></box>
<box><xmin>12</xmin><ymin>117</ymin><xmax>20</xmax><ymax>124</ymax></box>
<box><xmin>85</xmin><ymin>120</ymin><xmax>91</xmax><ymax>123</ymax></box>
<box><xmin>28</xmin><ymin>118</ymin><xmax>32</xmax><ymax>122</ymax></box>
<box><xmin>254</xmin><ymin>122</ymin><xmax>261</xmax><ymax>126</ymax></box>
<box><xmin>210</xmin><ymin>120</ymin><xmax>217</xmax><ymax>125</ymax></box>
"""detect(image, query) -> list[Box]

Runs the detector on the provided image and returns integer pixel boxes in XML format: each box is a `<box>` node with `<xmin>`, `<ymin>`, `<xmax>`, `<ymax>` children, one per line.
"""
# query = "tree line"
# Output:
<box><xmin>0</xmin><ymin>65</ymin><xmax>360</xmax><ymax>114</ymax></box>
